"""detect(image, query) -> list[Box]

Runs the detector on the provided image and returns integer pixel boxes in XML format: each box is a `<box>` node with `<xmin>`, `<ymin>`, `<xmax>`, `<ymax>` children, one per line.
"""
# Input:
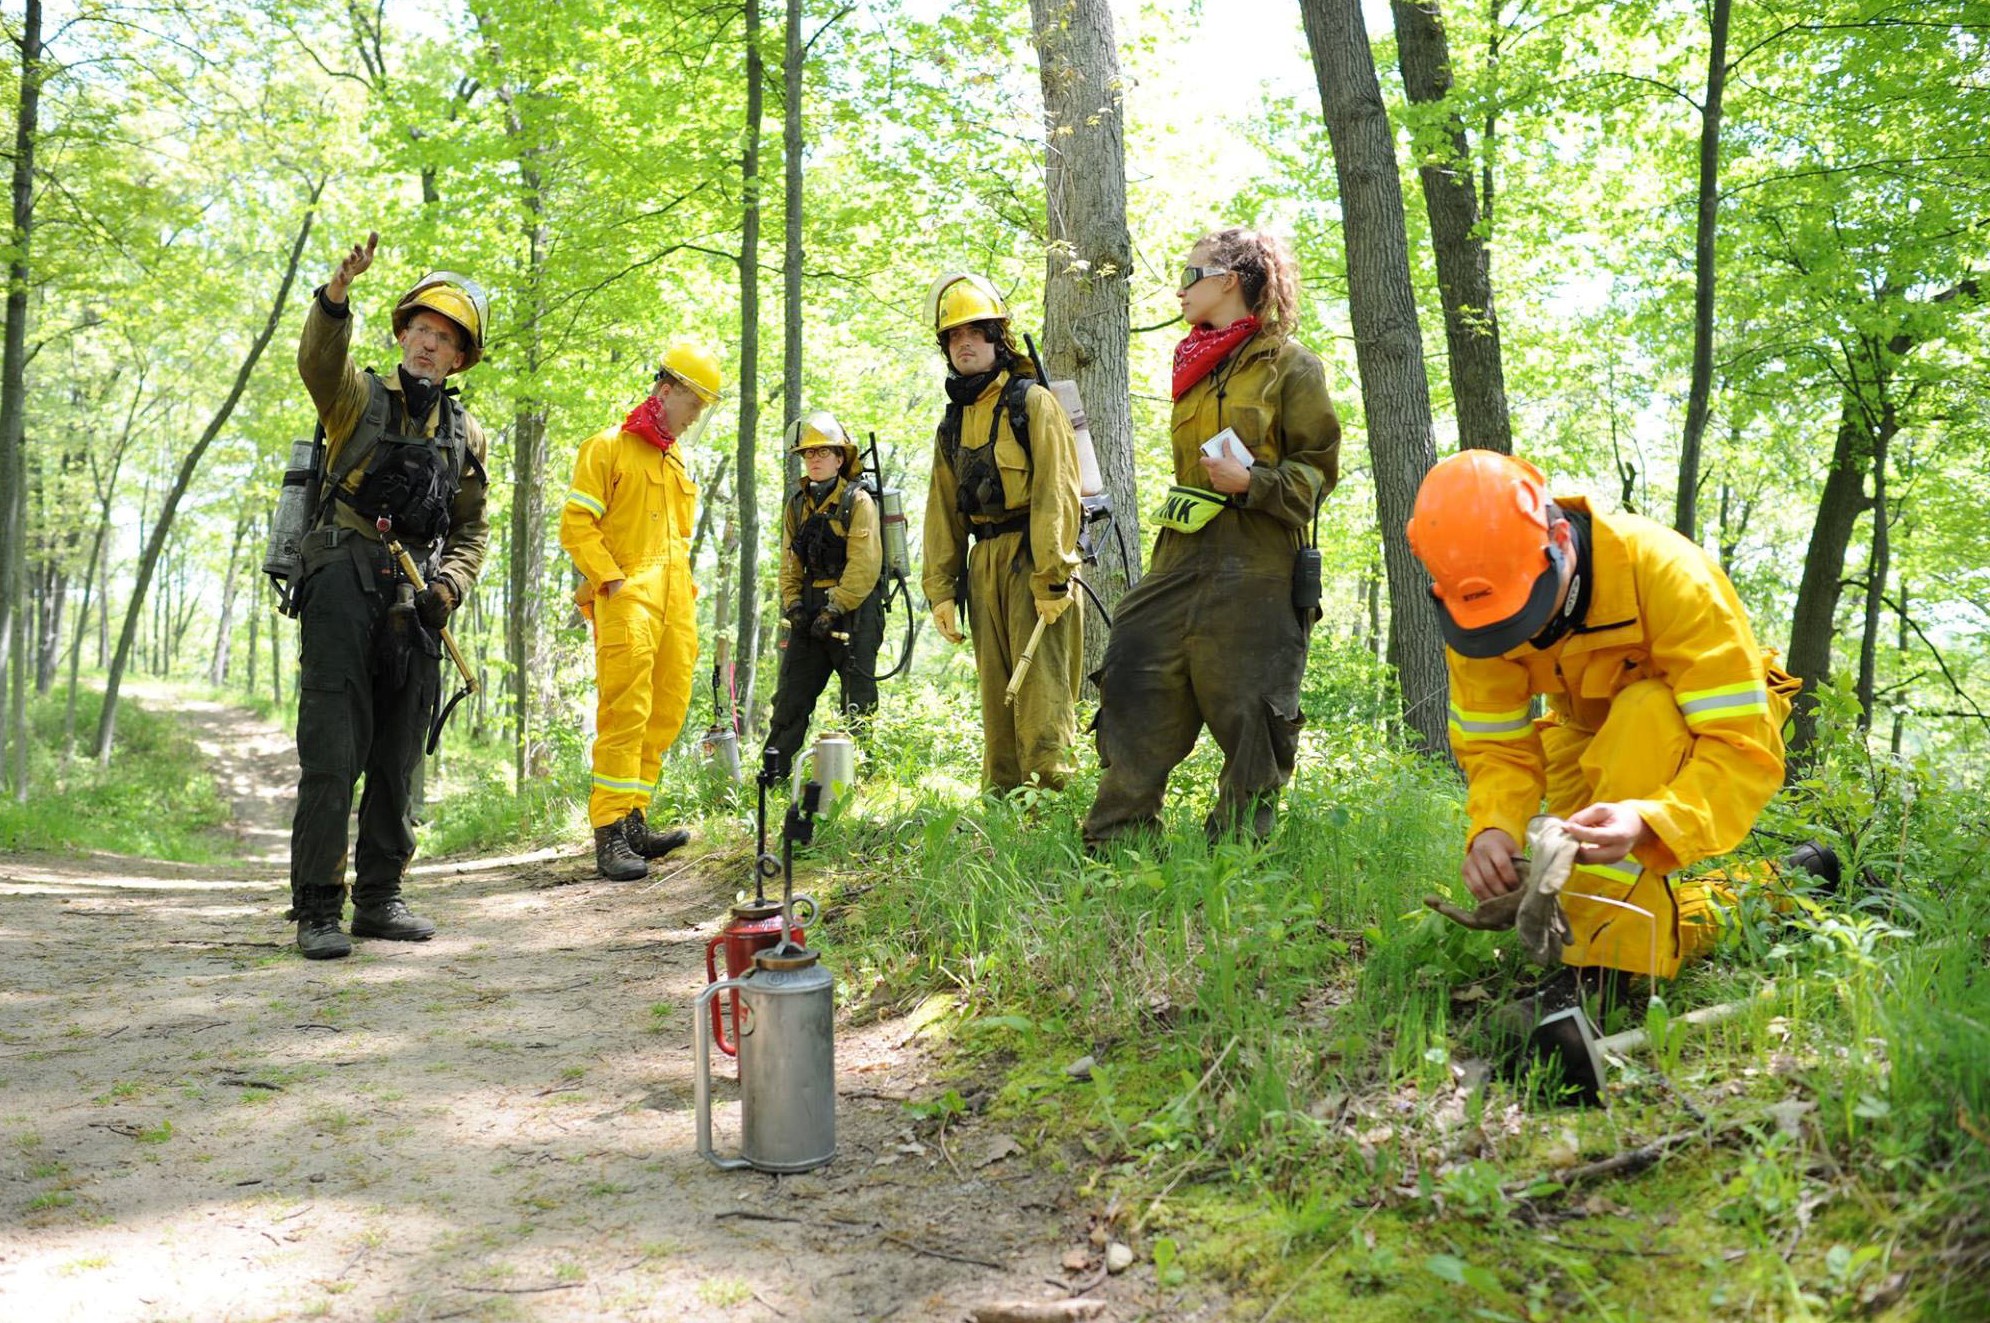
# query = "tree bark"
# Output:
<box><xmin>1</xmin><ymin>0</ymin><xmax>43</xmax><ymax>799</ymax></box>
<box><xmin>1029</xmin><ymin>0</ymin><xmax>1139</xmax><ymax>682</ymax></box>
<box><xmin>1854</xmin><ymin>432</ymin><xmax>1889</xmax><ymax>732</ymax></box>
<box><xmin>1391</xmin><ymin>0</ymin><xmax>1510</xmax><ymax>453</ymax></box>
<box><xmin>1300</xmin><ymin>0</ymin><xmax>1448</xmax><ymax>754</ymax></box>
<box><xmin>209</xmin><ymin>512</ymin><xmax>251</xmax><ymax>686</ymax></box>
<box><xmin>1784</xmin><ymin>385</ymin><xmax>1886</xmax><ymax>757</ymax></box>
<box><xmin>1675</xmin><ymin>0</ymin><xmax>1732</xmax><ymax>543</ymax></box>
<box><xmin>94</xmin><ymin>181</ymin><xmax>321</xmax><ymax>762</ymax></box>
<box><xmin>734</xmin><ymin>0</ymin><xmax>766</xmax><ymax>734</ymax></box>
<box><xmin>501</xmin><ymin>89</ymin><xmax>551</xmax><ymax>787</ymax></box>
<box><xmin>782</xmin><ymin>0</ymin><xmax>804</xmax><ymax>492</ymax></box>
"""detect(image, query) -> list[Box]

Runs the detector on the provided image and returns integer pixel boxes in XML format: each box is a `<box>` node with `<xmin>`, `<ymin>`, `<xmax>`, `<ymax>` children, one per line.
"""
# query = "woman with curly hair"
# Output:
<box><xmin>1083</xmin><ymin>228</ymin><xmax>1341</xmax><ymax>847</ymax></box>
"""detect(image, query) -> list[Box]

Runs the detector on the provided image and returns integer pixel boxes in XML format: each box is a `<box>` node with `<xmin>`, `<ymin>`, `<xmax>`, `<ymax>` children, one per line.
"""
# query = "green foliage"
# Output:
<box><xmin>0</xmin><ymin>688</ymin><xmax>229</xmax><ymax>861</ymax></box>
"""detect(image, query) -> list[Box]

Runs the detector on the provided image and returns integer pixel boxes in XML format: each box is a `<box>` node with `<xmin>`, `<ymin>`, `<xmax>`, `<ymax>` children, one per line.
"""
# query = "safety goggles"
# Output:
<box><xmin>799</xmin><ymin>446</ymin><xmax>840</xmax><ymax>461</ymax></box>
<box><xmin>1178</xmin><ymin>265</ymin><xmax>1230</xmax><ymax>292</ymax></box>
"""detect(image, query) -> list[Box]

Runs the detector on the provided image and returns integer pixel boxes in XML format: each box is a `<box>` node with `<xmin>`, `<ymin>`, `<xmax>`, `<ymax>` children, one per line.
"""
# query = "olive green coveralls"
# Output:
<box><xmin>290</xmin><ymin>292</ymin><xmax>490</xmax><ymax>920</ymax></box>
<box><xmin>1083</xmin><ymin>334</ymin><xmax>1339</xmax><ymax>845</ymax></box>
<box><xmin>922</xmin><ymin>372</ymin><xmax>1084</xmax><ymax>791</ymax></box>
<box><xmin>766</xmin><ymin>469</ymin><xmax>887</xmax><ymax>760</ymax></box>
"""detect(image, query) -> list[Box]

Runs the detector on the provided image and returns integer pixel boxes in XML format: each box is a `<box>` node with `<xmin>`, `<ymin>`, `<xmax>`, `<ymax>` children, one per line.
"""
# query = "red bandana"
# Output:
<box><xmin>622</xmin><ymin>395</ymin><xmax>676</xmax><ymax>452</ymax></box>
<box><xmin>1172</xmin><ymin>316</ymin><xmax>1261</xmax><ymax>400</ymax></box>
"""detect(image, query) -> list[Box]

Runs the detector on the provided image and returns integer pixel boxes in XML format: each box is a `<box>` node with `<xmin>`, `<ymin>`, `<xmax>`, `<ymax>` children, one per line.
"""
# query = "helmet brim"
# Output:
<box><xmin>1434</xmin><ymin>560</ymin><xmax>1562</xmax><ymax>659</ymax></box>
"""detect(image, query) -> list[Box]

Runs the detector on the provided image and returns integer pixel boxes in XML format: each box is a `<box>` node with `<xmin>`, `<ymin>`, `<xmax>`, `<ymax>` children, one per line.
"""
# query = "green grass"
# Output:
<box><xmin>781</xmin><ymin>645</ymin><xmax>1988</xmax><ymax>1321</ymax></box>
<box><xmin>0</xmin><ymin>683</ymin><xmax>232</xmax><ymax>860</ymax></box>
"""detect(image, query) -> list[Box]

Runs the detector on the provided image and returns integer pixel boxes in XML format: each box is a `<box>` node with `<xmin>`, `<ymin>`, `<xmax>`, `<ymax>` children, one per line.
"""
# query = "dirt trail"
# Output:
<box><xmin>0</xmin><ymin>687</ymin><xmax>1176</xmax><ymax>1321</ymax></box>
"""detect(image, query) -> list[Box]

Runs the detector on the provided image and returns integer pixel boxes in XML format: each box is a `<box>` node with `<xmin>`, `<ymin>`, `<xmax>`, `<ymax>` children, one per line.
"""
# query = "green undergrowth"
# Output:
<box><xmin>696</xmin><ymin>654</ymin><xmax>1990</xmax><ymax>1321</ymax></box>
<box><xmin>0</xmin><ymin>685</ymin><xmax>231</xmax><ymax>861</ymax></box>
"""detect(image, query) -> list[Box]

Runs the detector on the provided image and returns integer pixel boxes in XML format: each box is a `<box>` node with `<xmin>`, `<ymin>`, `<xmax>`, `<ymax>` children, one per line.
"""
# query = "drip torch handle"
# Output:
<box><xmin>694</xmin><ymin>978</ymin><xmax>753</xmax><ymax>1170</ymax></box>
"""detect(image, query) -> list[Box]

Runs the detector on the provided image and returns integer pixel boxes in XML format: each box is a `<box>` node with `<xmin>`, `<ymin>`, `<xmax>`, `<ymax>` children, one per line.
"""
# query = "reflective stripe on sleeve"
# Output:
<box><xmin>1448</xmin><ymin>701</ymin><xmax>1533</xmax><ymax>742</ymax></box>
<box><xmin>565</xmin><ymin>488</ymin><xmax>607</xmax><ymax>518</ymax></box>
<box><xmin>1676</xmin><ymin>680</ymin><xmax>1770</xmax><ymax>727</ymax></box>
<box><xmin>1573</xmin><ymin>858</ymin><xmax>1644</xmax><ymax>889</ymax></box>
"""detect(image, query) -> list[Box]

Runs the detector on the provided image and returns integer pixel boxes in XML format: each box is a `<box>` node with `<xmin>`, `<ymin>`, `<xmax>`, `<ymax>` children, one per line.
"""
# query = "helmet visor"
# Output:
<box><xmin>1432</xmin><ymin>556</ymin><xmax>1563</xmax><ymax>658</ymax></box>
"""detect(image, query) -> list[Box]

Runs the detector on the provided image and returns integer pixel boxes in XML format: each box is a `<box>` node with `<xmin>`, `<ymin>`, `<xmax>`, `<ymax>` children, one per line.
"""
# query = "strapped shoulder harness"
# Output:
<box><xmin>315</xmin><ymin>370</ymin><xmax>472</xmax><ymax>545</ymax></box>
<box><xmin>941</xmin><ymin>375</ymin><xmax>1037</xmax><ymax>522</ymax></box>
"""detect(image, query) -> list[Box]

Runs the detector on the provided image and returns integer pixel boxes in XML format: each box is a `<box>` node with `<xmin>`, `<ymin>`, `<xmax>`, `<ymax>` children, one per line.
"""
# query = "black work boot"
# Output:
<box><xmin>292</xmin><ymin>888</ymin><xmax>352</xmax><ymax>961</ymax></box>
<box><xmin>623</xmin><ymin>807</ymin><xmax>690</xmax><ymax>860</ymax></box>
<box><xmin>595</xmin><ymin>821</ymin><xmax>648</xmax><ymax>881</ymax></box>
<box><xmin>351</xmin><ymin>896</ymin><xmax>437</xmax><ymax>941</ymax></box>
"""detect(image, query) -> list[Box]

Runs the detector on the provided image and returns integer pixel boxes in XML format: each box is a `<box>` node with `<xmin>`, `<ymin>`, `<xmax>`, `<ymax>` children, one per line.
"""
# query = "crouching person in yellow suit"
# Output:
<box><xmin>1406</xmin><ymin>450</ymin><xmax>1809</xmax><ymax>984</ymax></box>
<box><xmin>560</xmin><ymin>342</ymin><xmax>722</xmax><ymax>880</ymax></box>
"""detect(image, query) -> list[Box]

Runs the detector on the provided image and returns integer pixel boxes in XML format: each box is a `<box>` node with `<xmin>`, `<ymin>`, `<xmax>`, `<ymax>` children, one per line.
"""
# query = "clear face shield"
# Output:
<box><xmin>409</xmin><ymin>270</ymin><xmax>491</xmax><ymax>340</ymax></box>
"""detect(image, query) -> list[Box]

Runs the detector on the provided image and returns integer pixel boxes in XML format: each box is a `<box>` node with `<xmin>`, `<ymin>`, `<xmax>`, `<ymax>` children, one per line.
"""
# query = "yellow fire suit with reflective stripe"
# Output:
<box><xmin>559</xmin><ymin>424</ymin><xmax>700</xmax><ymax>829</ymax></box>
<box><xmin>921</xmin><ymin>371</ymin><xmax>1083</xmax><ymax>791</ymax></box>
<box><xmin>1445</xmin><ymin>497</ymin><xmax>1796</xmax><ymax>978</ymax></box>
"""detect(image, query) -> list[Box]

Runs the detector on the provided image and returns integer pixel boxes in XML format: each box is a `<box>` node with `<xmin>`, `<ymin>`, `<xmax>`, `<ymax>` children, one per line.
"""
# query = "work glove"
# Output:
<box><xmin>1423</xmin><ymin>815</ymin><xmax>1578</xmax><ymax>968</ymax></box>
<box><xmin>931</xmin><ymin>599</ymin><xmax>963</xmax><ymax>645</ymax></box>
<box><xmin>1034</xmin><ymin>589</ymin><xmax>1075</xmax><ymax>625</ymax></box>
<box><xmin>415</xmin><ymin>582</ymin><xmax>455</xmax><ymax>631</ymax></box>
<box><xmin>1515</xmin><ymin>814</ymin><xmax>1578</xmax><ymax>967</ymax></box>
<box><xmin>783</xmin><ymin>602</ymin><xmax>809</xmax><ymax>632</ymax></box>
<box><xmin>811</xmin><ymin>608</ymin><xmax>842</xmax><ymax>641</ymax></box>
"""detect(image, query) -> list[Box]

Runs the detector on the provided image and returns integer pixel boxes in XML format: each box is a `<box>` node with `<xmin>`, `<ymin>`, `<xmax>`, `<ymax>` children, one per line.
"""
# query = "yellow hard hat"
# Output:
<box><xmin>658</xmin><ymin>340</ymin><xmax>723</xmax><ymax>404</ymax></box>
<box><xmin>925</xmin><ymin>272</ymin><xmax>1008</xmax><ymax>334</ymax></box>
<box><xmin>393</xmin><ymin>272</ymin><xmax>489</xmax><ymax>370</ymax></box>
<box><xmin>786</xmin><ymin>409</ymin><xmax>861</xmax><ymax>476</ymax></box>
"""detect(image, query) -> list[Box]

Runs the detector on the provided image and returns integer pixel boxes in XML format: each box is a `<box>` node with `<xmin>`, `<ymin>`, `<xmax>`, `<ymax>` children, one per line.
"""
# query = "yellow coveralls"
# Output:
<box><xmin>921</xmin><ymin>372</ymin><xmax>1084</xmax><ymax>791</ymax></box>
<box><xmin>1446</xmin><ymin>498</ymin><xmax>1798</xmax><ymax>979</ymax></box>
<box><xmin>559</xmin><ymin>424</ymin><xmax>699</xmax><ymax>830</ymax></box>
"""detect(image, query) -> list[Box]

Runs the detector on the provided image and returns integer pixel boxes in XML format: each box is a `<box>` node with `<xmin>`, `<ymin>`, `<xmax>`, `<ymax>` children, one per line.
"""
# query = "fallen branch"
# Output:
<box><xmin>454</xmin><ymin>1282</ymin><xmax>584</xmax><ymax>1295</ymax></box>
<box><xmin>884</xmin><ymin>1234</ymin><xmax>1003</xmax><ymax>1271</ymax></box>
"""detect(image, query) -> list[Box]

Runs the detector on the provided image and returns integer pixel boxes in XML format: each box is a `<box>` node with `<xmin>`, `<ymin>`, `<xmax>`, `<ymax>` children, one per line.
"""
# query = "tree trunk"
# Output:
<box><xmin>34</xmin><ymin>562</ymin><xmax>64</xmax><ymax>695</ymax></box>
<box><xmin>1</xmin><ymin>0</ymin><xmax>43</xmax><ymax>799</ymax></box>
<box><xmin>734</xmin><ymin>0</ymin><xmax>766</xmax><ymax>735</ymax></box>
<box><xmin>1030</xmin><ymin>0</ymin><xmax>1139</xmax><ymax>683</ymax></box>
<box><xmin>1889</xmin><ymin>576</ymin><xmax>1907</xmax><ymax>756</ymax></box>
<box><xmin>502</xmin><ymin>94</ymin><xmax>551</xmax><ymax>787</ymax></box>
<box><xmin>509</xmin><ymin>403</ymin><xmax>547</xmax><ymax>778</ymax></box>
<box><xmin>210</xmin><ymin>512</ymin><xmax>251</xmax><ymax>686</ymax></box>
<box><xmin>95</xmin><ymin>182</ymin><xmax>321</xmax><ymax>762</ymax></box>
<box><xmin>1855</xmin><ymin>431</ymin><xmax>1889</xmax><ymax>732</ymax></box>
<box><xmin>781</xmin><ymin>0</ymin><xmax>804</xmax><ymax>493</ymax></box>
<box><xmin>1300</xmin><ymin>0</ymin><xmax>1448</xmax><ymax>755</ymax></box>
<box><xmin>1785</xmin><ymin>386</ymin><xmax>1887</xmax><ymax>758</ymax></box>
<box><xmin>1675</xmin><ymin>0</ymin><xmax>1732</xmax><ymax>543</ymax></box>
<box><xmin>1390</xmin><ymin>0</ymin><xmax>1510</xmax><ymax>453</ymax></box>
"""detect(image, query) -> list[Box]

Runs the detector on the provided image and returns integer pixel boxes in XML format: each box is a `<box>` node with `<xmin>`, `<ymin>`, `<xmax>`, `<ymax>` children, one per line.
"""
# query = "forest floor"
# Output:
<box><xmin>0</xmin><ymin>685</ymin><xmax>1200</xmax><ymax>1322</ymax></box>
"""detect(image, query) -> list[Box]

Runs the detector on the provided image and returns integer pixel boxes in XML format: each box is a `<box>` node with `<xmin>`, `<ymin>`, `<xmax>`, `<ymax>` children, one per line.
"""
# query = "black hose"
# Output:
<box><xmin>871</xmin><ymin>573</ymin><xmax>919</xmax><ymax>681</ymax></box>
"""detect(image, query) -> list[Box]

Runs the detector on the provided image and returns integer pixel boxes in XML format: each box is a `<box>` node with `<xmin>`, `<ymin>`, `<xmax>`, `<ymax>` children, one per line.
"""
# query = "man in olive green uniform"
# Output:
<box><xmin>290</xmin><ymin>233</ymin><xmax>492</xmax><ymax>959</ymax></box>
<box><xmin>766</xmin><ymin>410</ymin><xmax>886</xmax><ymax>762</ymax></box>
<box><xmin>920</xmin><ymin>273</ymin><xmax>1083</xmax><ymax>792</ymax></box>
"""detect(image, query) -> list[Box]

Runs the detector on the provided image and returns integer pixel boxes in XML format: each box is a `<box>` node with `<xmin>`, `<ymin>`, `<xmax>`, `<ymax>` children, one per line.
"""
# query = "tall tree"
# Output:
<box><xmin>1</xmin><ymin>0</ymin><xmax>43</xmax><ymax>798</ymax></box>
<box><xmin>1673</xmin><ymin>0</ymin><xmax>1732</xmax><ymax>542</ymax></box>
<box><xmin>1301</xmin><ymin>0</ymin><xmax>1447</xmax><ymax>753</ymax></box>
<box><xmin>1390</xmin><ymin>0</ymin><xmax>1510</xmax><ymax>453</ymax></box>
<box><xmin>733</xmin><ymin>0</ymin><xmax>767</xmax><ymax>732</ymax></box>
<box><xmin>1029</xmin><ymin>0</ymin><xmax>1139</xmax><ymax>670</ymax></box>
<box><xmin>95</xmin><ymin>180</ymin><xmax>322</xmax><ymax>762</ymax></box>
<box><xmin>782</xmin><ymin>0</ymin><xmax>804</xmax><ymax>492</ymax></box>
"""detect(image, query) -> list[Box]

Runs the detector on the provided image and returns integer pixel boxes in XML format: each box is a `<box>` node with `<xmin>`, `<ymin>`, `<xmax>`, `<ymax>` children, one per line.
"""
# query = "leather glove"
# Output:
<box><xmin>811</xmin><ymin>608</ymin><xmax>841</xmax><ymax>641</ymax></box>
<box><xmin>932</xmin><ymin>599</ymin><xmax>963</xmax><ymax>645</ymax></box>
<box><xmin>1423</xmin><ymin>815</ymin><xmax>1578</xmax><ymax>968</ymax></box>
<box><xmin>783</xmin><ymin>603</ymin><xmax>809</xmax><ymax>632</ymax></box>
<box><xmin>415</xmin><ymin>582</ymin><xmax>455</xmax><ymax>631</ymax></box>
<box><xmin>1515</xmin><ymin>814</ymin><xmax>1579</xmax><ymax>967</ymax></box>
<box><xmin>1035</xmin><ymin>589</ymin><xmax>1075</xmax><ymax>624</ymax></box>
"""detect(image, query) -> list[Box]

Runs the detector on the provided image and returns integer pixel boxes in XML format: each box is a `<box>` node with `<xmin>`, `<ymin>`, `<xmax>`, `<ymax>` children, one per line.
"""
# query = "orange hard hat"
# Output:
<box><xmin>1406</xmin><ymin>450</ymin><xmax>1569</xmax><ymax>658</ymax></box>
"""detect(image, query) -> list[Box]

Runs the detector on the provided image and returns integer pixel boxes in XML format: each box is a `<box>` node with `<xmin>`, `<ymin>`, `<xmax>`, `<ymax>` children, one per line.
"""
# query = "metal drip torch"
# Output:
<box><xmin>703</xmin><ymin>746</ymin><xmax>816</xmax><ymax>1057</ymax></box>
<box><xmin>695</xmin><ymin>748</ymin><xmax>836</xmax><ymax>1173</ymax></box>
